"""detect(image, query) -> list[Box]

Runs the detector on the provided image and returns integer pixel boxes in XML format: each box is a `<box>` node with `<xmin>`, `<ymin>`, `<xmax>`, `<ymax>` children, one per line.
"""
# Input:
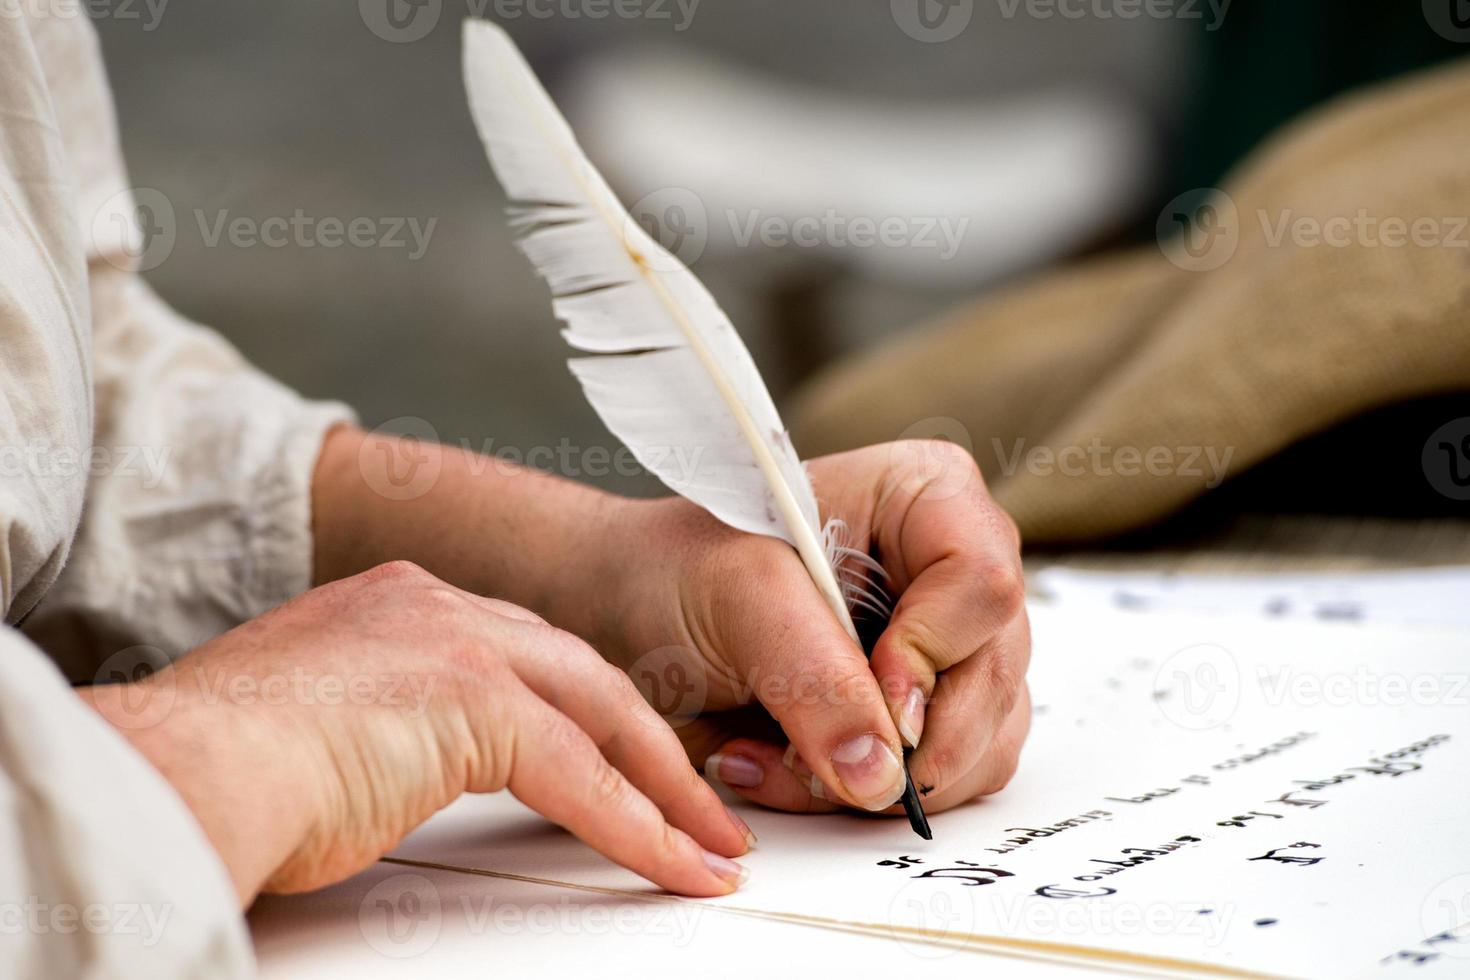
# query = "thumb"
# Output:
<box><xmin>714</xmin><ymin>555</ymin><xmax>908</xmax><ymax>812</ymax></box>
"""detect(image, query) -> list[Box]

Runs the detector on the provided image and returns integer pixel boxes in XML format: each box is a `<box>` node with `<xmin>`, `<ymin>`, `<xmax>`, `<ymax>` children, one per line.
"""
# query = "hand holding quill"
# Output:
<box><xmin>462</xmin><ymin>19</ymin><xmax>1029</xmax><ymax>830</ymax></box>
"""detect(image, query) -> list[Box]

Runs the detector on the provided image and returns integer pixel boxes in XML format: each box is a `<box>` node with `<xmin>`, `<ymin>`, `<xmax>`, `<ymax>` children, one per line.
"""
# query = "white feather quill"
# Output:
<box><xmin>462</xmin><ymin>19</ymin><xmax>888</xmax><ymax>642</ymax></box>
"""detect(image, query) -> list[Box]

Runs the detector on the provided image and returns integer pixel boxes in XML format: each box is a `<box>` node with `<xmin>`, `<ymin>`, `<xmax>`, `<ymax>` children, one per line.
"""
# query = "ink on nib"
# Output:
<box><xmin>901</xmin><ymin>756</ymin><xmax>932</xmax><ymax>840</ymax></box>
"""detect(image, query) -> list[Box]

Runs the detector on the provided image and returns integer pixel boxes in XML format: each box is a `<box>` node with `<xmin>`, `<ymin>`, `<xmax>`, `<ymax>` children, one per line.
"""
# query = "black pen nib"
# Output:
<box><xmin>900</xmin><ymin>752</ymin><xmax>932</xmax><ymax>840</ymax></box>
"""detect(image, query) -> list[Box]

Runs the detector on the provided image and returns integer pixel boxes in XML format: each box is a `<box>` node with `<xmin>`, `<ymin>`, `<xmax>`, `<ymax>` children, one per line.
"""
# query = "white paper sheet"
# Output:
<box><xmin>1032</xmin><ymin>566</ymin><xmax>1470</xmax><ymax>630</ymax></box>
<box><xmin>250</xmin><ymin>858</ymin><xmax>1102</xmax><ymax>980</ymax></box>
<box><xmin>252</xmin><ymin>606</ymin><xmax>1470</xmax><ymax>978</ymax></box>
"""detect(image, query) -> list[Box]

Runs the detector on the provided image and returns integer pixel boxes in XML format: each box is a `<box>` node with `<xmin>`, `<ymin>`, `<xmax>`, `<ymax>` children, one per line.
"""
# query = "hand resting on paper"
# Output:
<box><xmin>80</xmin><ymin>563</ymin><xmax>755</xmax><ymax>905</ymax></box>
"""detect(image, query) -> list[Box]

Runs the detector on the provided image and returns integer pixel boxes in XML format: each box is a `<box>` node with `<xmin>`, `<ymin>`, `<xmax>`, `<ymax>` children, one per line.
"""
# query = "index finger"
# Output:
<box><xmin>498</xmin><ymin>681</ymin><xmax>749</xmax><ymax>897</ymax></box>
<box><xmin>501</xmin><ymin>625</ymin><xmax>756</xmax><ymax>858</ymax></box>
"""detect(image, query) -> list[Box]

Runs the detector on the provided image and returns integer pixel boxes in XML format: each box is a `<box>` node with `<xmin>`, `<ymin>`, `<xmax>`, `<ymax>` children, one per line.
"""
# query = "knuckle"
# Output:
<box><xmin>605</xmin><ymin>662</ymin><xmax>650</xmax><ymax>710</ymax></box>
<box><xmin>972</xmin><ymin>559</ymin><xmax>1025</xmax><ymax>620</ymax></box>
<box><xmin>929</xmin><ymin>438</ymin><xmax>979</xmax><ymax>472</ymax></box>
<box><xmin>647</xmin><ymin>822</ymin><xmax>691</xmax><ymax>877</ymax></box>
<box><xmin>589</xmin><ymin>758</ymin><xmax>630</xmax><ymax>809</ymax></box>
<box><xmin>546</xmin><ymin>630</ymin><xmax>634</xmax><ymax>690</ymax></box>
<box><xmin>584</xmin><ymin>655</ymin><xmax>649</xmax><ymax>720</ymax></box>
<box><xmin>538</xmin><ymin>708</ymin><xmax>584</xmax><ymax>753</ymax></box>
<box><xmin>978</xmin><ymin>646</ymin><xmax>1023</xmax><ymax>719</ymax></box>
<box><xmin>489</xmin><ymin>599</ymin><xmax>547</xmax><ymax>625</ymax></box>
<box><xmin>658</xmin><ymin>823</ymin><xmax>685</xmax><ymax>864</ymax></box>
<box><xmin>417</xmin><ymin>584</ymin><xmax>476</xmax><ymax>623</ymax></box>
<box><xmin>783</xmin><ymin>659</ymin><xmax>876</xmax><ymax>716</ymax></box>
<box><xmin>914</xmin><ymin>438</ymin><xmax>984</xmax><ymax>485</ymax></box>
<box><xmin>549</xmin><ymin>628</ymin><xmax>601</xmax><ymax>664</ymax></box>
<box><xmin>520</xmin><ymin>707</ymin><xmax>593</xmax><ymax>779</ymax></box>
<box><xmin>918</xmin><ymin>740</ymin><xmax>966</xmax><ymax>791</ymax></box>
<box><xmin>888</xmin><ymin>616</ymin><xmax>948</xmax><ymax>672</ymax></box>
<box><xmin>362</xmin><ymin>559</ymin><xmax>433</xmax><ymax>586</ymax></box>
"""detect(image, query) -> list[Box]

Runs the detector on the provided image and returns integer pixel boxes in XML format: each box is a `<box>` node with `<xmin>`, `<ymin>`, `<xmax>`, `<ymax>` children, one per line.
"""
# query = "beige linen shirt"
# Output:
<box><xmin>2</xmin><ymin>7</ymin><xmax>352</xmax><ymax>977</ymax></box>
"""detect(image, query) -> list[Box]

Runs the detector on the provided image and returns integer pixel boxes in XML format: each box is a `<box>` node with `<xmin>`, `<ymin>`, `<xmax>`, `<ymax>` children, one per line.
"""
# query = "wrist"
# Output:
<box><xmin>78</xmin><ymin>672</ymin><xmax>317</xmax><ymax>906</ymax></box>
<box><xmin>565</xmin><ymin>494</ymin><xmax>692</xmax><ymax>671</ymax></box>
<box><xmin>548</xmin><ymin>491</ymin><xmax>647</xmax><ymax>660</ymax></box>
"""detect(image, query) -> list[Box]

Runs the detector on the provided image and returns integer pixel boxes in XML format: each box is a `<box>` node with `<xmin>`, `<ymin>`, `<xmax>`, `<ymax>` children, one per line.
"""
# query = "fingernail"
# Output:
<box><xmin>702</xmin><ymin>849</ymin><xmax>750</xmax><ymax>888</ymax></box>
<box><xmin>705</xmin><ymin>752</ymin><xmax>764</xmax><ymax>788</ymax></box>
<box><xmin>724</xmin><ymin>805</ymin><xmax>758</xmax><ymax>848</ymax></box>
<box><xmin>897</xmin><ymin>688</ymin><xmax>927</xmax><ymax>750</ymax></box>
<box><xmin>830</xmin><ymin>733</ymin><xmax>906</xmax><ymax>811</ymax></box>
<box><xmin>781</xmin><ymin>744</ymin><xmax>799</xmax><ymax>770</ymax></box>
<box><xmin>809</xmin><ymin>775</ymin><xmax>838</xmax><ymax>802</ymax></box>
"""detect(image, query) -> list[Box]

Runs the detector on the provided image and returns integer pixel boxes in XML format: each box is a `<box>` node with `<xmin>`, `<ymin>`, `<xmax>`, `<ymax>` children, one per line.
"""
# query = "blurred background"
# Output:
<box><xmin>95</xmin><ymin>1</ymin><xmax>1466</xmax><ymax>508</ymax></box>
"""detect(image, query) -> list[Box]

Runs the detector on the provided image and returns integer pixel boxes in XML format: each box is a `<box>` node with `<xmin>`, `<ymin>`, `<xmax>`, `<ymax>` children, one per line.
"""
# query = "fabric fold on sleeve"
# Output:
<box><xmin>0</xmin><ymin>624</ymin><xmax>253</xmax><ymax>979</ymax></box>
<box><xmin>23</xmin><ymin>265</ymin><xmax>356</xmax><ymax>673</ymax></box>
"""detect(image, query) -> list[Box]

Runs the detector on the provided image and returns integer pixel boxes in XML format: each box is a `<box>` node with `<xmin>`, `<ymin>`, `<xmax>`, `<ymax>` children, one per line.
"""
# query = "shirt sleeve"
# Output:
<box><xmin>0</xmin><ymin>623</ymin><xmax>254</xmax><ymax>979</ymax></box>
<box><xmin>22</xmin><ymin>263</ymin><xmax>356</xmax><ymax>668</ymax></box>
<box><xmin>15</xmin><ymin>5</ymin><xmax>356</xmax><ymax>667</ymax></box>
<box><xmin>0</xmin><ymin>12</ymin><xmax>344</xmax><ymax>979</ymax></box>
